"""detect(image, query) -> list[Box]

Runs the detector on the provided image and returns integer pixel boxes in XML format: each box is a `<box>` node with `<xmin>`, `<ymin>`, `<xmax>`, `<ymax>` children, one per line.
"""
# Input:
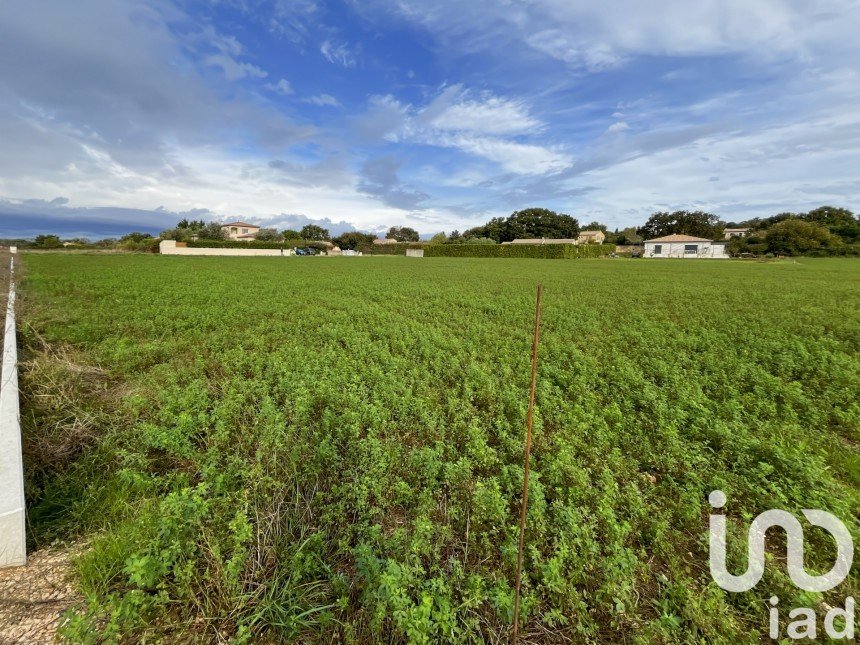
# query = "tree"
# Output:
<box><xmin>581</xmin><ymin>221</ymin><xmax>608</xmax><ymax>232</ymax></box>
<box><xmin>429</xmin><ymin>232</ymin><xmax>448</xmax><ymax>244</ymax></box>
<box><xmin>281</xmin><ymin>229</ymin><xmax>302</xmax><ymax>240</ymax></box>
<box><xmin>119</xmin><ymin>232</ymin><xmax>153</xmax><ymax>243</ymax></box>
<box><xmin>198</xmin><ymin>222</ymin><xmax>226</xmax><ymax>240</ymax></box>
<box><xmin>464</xmin><ymin>208</ymin><xmax>579</xmax><ymax>243</ymax></box>
<box><xmin>177</xmin><ymin>218</ymin><xmax>206</xmax><ymax>230</ymax></box>
<box><xmin>255</xmin><ymin>228</ymin><xmax>281</xmax><ymax>241</ymax></box>
<box><xmin>300</xmin><ymin>224</ymin><xmax>330</xmax><ymax>241</ymax></box>
<box><xmin>803</xmin><ymin>206</ymin><xmax>859</xmax><ymax>244</ymax></box>
<box><xmin>33</xmin><ymin>234</ymin><xmax>62</xmax><ymax>248</ymax></box>
<box><xmin>613</xmin><ymin>227</ymin><xmax>642</xmax><ymax>245</ymax></box>
<box><xmin>638</xmin><ymin>211</ymin><xmax>723</xmax><ymax>240</ymax></box>
<box><xmin>386</xmin><ymin>226</ymin><xmax>420</xmax><ymax>242</ymax></box>
<box><xmin>332</xmin><ymin>231</ymin><xmax>376</xmax><ymax>250</ymax></box>
<box><xmin>764</xmin><ymin>219</ymin><xmax>844</xmax><ymax>256</ymax></box>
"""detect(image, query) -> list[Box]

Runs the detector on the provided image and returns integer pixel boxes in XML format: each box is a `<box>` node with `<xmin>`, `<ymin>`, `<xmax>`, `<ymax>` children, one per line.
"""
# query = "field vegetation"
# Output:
<box><xmin>17</xmin><ymin>255</ymin><xmax>860</xmax><ymax>642</ymax></box>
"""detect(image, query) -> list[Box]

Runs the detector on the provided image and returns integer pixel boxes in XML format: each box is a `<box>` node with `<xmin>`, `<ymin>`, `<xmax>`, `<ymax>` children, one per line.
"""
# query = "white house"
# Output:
<box><xmin>723</xmin><ymin>227</ymin><xmax>751</xmax><ymax>239</ymax></box>
<box><xmin>643</xmin><ymin>234</ymin><xmax>728</xmax><ymax>259</ymax></box>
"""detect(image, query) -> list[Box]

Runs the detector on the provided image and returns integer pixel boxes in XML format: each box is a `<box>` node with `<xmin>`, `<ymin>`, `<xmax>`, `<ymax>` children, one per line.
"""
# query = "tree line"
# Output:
<box><xmin>8</xmin><ymin>205</ymin><xmax>858</xmax><ymax>257</ymax></box>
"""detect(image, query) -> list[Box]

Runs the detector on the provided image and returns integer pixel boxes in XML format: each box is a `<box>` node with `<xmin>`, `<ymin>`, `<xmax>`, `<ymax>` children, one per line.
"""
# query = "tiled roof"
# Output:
<box><xmin>221</xmin><ymin>221</ymin><xmax>259</xmax><ymax>228</ymax></box>
<box><xmin>645</xmin><ymin>234</ymin><xmax>713</xmax><ymax>243</ymax></box>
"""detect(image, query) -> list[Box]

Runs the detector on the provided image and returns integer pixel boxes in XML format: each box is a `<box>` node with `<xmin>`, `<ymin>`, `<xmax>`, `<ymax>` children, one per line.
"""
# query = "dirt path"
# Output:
<box><xmin>0</xmin><ymin>546</ymin><xmax>78</xmax><ymax>643</ymax></box>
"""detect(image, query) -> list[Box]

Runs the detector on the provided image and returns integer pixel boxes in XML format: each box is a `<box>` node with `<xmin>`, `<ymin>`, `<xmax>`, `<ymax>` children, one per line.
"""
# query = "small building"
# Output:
<box><xmin>221</xmin><ymin>221</ymin><xmax>260</xmax><ymax>241</ymax></box>
<box><xmin>724</xmin><ymin>228</ymin><xmax>751</xmax><ymax>239</ymax></box>
<box><xmin>643</xmin><ymin>234</ymin><xmax>728</xmax><ymax>259</ymax></box>
<box><xmin>576</xmin><ymin>230</ymin><xmax>606</xmax><ymax>245</ymax></box>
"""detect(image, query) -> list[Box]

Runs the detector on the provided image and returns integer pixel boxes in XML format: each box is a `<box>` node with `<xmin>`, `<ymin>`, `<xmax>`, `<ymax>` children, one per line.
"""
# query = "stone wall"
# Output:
<box><xmin>160</xmin><ymin>240</ymin><xmax>292</xmax><ymax>256</ymax></box>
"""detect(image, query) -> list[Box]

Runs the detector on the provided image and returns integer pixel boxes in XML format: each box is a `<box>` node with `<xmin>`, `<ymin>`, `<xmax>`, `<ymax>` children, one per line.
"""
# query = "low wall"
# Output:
<box><xmin>0</xmin><ymin>257</ymin><xmax>25</xmax><ymax>568</ymax></box>
<box><xmin>405</xmin><ymin>249</ymin><xmax>424</xmax><ymax>257</ymax></box>
<box><xmin>160</xmin><ymin>240</ymin><xmax>292</xmax><ymax>256</ymax></box>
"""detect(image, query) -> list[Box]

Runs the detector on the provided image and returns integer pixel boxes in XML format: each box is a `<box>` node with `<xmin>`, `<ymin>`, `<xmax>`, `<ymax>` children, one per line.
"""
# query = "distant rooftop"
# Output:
<box><xmin>221</xmin><ymin>221</ymin><xmax>259</xmax><ymax>228</ymax></box>
<box><xmin>645</xmin><ymin>234</ymin><xmax>714</xmax><ymax>243</ymax></box>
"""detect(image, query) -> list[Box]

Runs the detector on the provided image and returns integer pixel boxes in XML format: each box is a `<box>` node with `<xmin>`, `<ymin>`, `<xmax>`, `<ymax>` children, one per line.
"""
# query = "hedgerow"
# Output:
<box><xmin>185</xmin><ymin>239</ymin><xmax>329</xmax><ymax>250</ymax></box>
<box><xmin>17</xmin><ymin>255</ymin><xmax>860</xmax><ymax>642</ymax></box>
<box><xmin>358</xmin><ymin>242</ymin><xmax>424</xmax><ymax>255</ymax></box>
<box><xmin>424</xmin><ymin>243</ymin><xmax>616</xmax><ymax>258</ymax></box>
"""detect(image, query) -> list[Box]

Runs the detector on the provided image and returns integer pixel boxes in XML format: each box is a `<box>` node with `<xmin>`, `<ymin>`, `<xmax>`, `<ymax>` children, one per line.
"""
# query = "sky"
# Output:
<box><xmin>0</xmin><ymin>0</ymin><xmax>858</xmax><ymax>239</ymax></box>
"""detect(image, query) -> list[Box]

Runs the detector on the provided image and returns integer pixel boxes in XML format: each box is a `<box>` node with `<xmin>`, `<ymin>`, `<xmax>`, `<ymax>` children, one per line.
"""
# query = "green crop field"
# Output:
<box><xmin>17</xmin><ymin>255</ymin><xmax>860</xmax><ymax>642</ymax></box>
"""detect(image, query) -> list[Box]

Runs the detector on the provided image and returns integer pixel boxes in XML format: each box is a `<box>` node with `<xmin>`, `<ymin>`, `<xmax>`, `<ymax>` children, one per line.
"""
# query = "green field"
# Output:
<box><xmin>18</xmin><ymin>255</ymin><xmax>860</xmax><ymax>642</ymax></box>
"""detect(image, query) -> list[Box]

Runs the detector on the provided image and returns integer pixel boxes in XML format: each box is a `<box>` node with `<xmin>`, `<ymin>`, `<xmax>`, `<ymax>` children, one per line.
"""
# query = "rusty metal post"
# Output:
<box><xmin>513</xmin><ymin>283</ymin><xmax>542</xmax><ymax>640</ymax></box>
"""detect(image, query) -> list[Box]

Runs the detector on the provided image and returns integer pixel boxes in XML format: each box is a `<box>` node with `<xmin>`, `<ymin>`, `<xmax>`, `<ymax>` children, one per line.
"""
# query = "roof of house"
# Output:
<box><xmin>645</xmin><ymin>234</ymin><xmax>714</xmax><ymax>243</ymax></box>
<box><xmin>221</xmin><ymin>221</ymin><xmax>259</xmax><ymax>228</ymax></box>
<box><xmin>373</xmin><ymin>238</ymin><xmax>400</xmax><ymax>244</ymax></box>
<box><xmin>578</xmin><ymin>230</ymin><xmax>604</xmax><ymax>236</ymax></box>
<box><xmin>724</xmin><ymin>227</ymin><xmax>751</xmax><ymax>232</ymax></box>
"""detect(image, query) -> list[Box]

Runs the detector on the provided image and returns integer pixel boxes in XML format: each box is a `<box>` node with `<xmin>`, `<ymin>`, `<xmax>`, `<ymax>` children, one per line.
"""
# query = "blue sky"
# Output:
<box><xmin>0</xmin><ymin>0</ymin><xmax>858</xmax><ymax>238</ymax></box>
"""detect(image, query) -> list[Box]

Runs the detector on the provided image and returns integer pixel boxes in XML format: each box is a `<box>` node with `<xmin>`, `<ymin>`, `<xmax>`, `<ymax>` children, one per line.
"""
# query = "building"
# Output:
<box><xmin>724</xmin><ymin>228</ymin><xmax>751</xmax><ymax>239</ymax></box>
<box><xmin>373</xmin><ymin>238</ymin><xmax>401</xmax><ymax>245</ymax></box>
<box><xmin>576</xmin><ymin>230</ymin><xmax>606</xmax><ymax>245</ymax></box>
<box><xmin>643</xmin><ymin>234</ymin><xmax>728</xmax><ymax>258</ymax></box>
<box><xmin>221</xmin><ymin>221</ymin><xmax>260</xmax><ymax>241</ymax></box>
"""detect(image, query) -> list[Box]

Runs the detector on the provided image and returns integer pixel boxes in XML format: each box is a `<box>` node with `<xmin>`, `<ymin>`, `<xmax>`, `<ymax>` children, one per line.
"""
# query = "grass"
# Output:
<box><xmin>17</xmin><ymin>254</ymin><xmax>860</xmax><ymax>642</ymax></box>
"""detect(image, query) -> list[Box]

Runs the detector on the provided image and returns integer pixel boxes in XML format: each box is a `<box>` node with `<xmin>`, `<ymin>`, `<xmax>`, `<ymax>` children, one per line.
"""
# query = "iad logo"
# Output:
<box><xmin>708</xmin><ymin>490</ymin><xmax>855</xmax><ymax>640</ymax></box>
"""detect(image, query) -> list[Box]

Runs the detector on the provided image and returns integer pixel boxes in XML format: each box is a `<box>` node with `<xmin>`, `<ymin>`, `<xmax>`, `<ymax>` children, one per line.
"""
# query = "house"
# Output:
<box><xmin>643</xmin><ymin>234</ymin><xmax>728</xmax><ymax>258</ymax></box>
<box><xmin>373</xmin><ymin>238</ymin><xmax>400</xmax><ymax>245</ymax></box>
<box><xmin>221</xmin><ymin>221</ymin><xmax>260</xmax><ymax>241</ymax></box>
<box><xmin>576</xmin><ymin>230</ymin><xmax>606</xmax><ymax>245</ymax></box>
<box><xmin>724</xmin><ymin>228</ymin><xmax>751</xmax><ymax>239</ymax></box>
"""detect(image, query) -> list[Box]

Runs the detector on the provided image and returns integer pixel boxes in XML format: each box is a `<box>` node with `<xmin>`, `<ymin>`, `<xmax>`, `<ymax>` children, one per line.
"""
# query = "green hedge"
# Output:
<box><xmin>358</xmin><ymin>242</ymin><xmax>424</xmax><ymax>255</ymax></box>
<box><xmin>186</xmin><ymin>239</ymin><xmax>329</xmax><ymax>251</ymax></box>
<box><xmin>424</xmin><ymin>243</ymin><xmax>616</xmax><ymax>259</ymax></box>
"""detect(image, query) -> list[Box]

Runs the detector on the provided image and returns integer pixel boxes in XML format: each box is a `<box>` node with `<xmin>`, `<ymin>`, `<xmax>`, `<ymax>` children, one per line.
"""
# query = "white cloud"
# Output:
<box><xmin>320</xmin><ymin>39</ymin><xmax>357</xmax><ymax>67</ymax></box>
<box><xmin>304</xmin><ymin>93</ymin><xmax>340</xmax><ymax>107</ymax></box>
<box><xmin>433</xmin><ymin>134</ymin><xmax>570</xmax><ymax>175</ymax></box>
<box><xmin>204</xmin><ymin>54</ymin><xmax>267</xmax><ymax>81</ymax></box>
<box><xmin>357</xmin><ymin>87</ymin><xmax>565</xmax><ymax>175</ymax></box>
<box><xmin>428</xmin><ymin>93</ymin><xmax>542</xmax><ymax>135</ymax></box>
<box><xmin>266</xmin><ymin>78</ymin><xmax>294</xmax><ymax>95</ymax></box>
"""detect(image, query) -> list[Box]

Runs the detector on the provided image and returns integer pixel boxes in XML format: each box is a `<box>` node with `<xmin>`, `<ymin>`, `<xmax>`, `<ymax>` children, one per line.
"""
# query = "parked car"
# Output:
<box><xmin>631</xmin><ymin>251</ymin><xmax>642</xmax><ymax>258</ymax></box>
<box><xmin>294</xmin><ymin>247</ymin><xmax>317</xmax><ymax>256</ymax></box>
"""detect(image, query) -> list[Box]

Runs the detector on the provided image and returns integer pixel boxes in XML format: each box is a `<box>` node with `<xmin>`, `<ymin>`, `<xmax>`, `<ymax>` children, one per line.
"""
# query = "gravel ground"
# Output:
<box><xmin>0</xmin><ymin>546</ymin><xmax>78</xmax><ymax>643</ymax></box>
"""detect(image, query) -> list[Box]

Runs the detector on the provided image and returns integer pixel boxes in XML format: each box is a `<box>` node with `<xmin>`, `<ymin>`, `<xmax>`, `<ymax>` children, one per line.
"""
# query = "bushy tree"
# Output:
<box><xmin>764</xmin><ymin>219</ymin><xmax>844</xmax><ymax>256</ymax></box>
<box><xmin>300</xmin><ymin>224</ymin><xmax>330</xmax><ymax>241</ymax></box>
<box><xmin>429</xmin><ymin>232</ymin><xmax>448</xmax><ymax>244</ymax></box>
<box><xmin>33</xmin><ymin>234</ymin><xmax>62</xmax><ymax>248</ymax></box>
<box><xmin>464</xmin><ymin>208</ymin><xmax>579</xmax><ymax>243</ymax></box>
<box><xmin>198</xmin><ymin>222</ymin><xmax>226</xmax><ymax>240</ymax></box>
<box><xmin>581</xmin><ymin>221</ymin><xmax>608</xmax><ymax>232</ymax></box>
<box><xmin>119</xmin><ymin>232</ymin><xmax>153</xmax><ymax>243</ymax></box>
<box><xmin>280</xmin><ymin>229</ymin><xmax>302</xmax><ymax>240</ymax></box>
<box><xmin>613</xmin><ymin>227</ymin><xmax>642</xmax><ymax>245</ymax></box>
<box><xmin>386</xmin><ymin>226</ymin><xmax>420</xmax><ymax>242</ymax></box>
<box><xmin>255</xmin><ymin>228</ymin><xmax>281</xmax><ymax>241</ymax></box>
<box><xmin>803</xmin><ymin>206</ymin><xmax>859</xmax><ymax>243</ymax></box>
<box><xmin>177</xmin><ymin>218</ymin><xmax>206</xmax><ymax>230</ymax></box>
<box><xmin>638</xmin><ymin>211</ymin><xmax>723</xmax><ymax>240</ymax></box>
<box><xmin>332</xmin><ymin>231</ymin><xmax>376</xmax><ymax>250</ymax></box>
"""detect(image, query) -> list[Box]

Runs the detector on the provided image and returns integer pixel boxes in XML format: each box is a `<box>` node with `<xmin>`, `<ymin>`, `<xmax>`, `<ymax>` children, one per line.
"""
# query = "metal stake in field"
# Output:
<box><xmin>513</xmin><ymin>283</ymin><xmax>542</xmax><ymax>641</ymax></box>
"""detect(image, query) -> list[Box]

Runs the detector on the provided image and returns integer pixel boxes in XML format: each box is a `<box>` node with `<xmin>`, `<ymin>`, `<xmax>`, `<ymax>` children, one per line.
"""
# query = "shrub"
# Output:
<box><xmin>424</xmin><ymin>243</ymin><xmax>615</xmax><ymax>259</ymax></box>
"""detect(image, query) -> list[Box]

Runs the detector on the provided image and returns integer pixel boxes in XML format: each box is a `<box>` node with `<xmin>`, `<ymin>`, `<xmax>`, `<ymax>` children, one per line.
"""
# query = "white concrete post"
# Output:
<box><xmin>0</xmin><ymin>257</ymin><xmax>26</xmax><ymax>567</ymax></box>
